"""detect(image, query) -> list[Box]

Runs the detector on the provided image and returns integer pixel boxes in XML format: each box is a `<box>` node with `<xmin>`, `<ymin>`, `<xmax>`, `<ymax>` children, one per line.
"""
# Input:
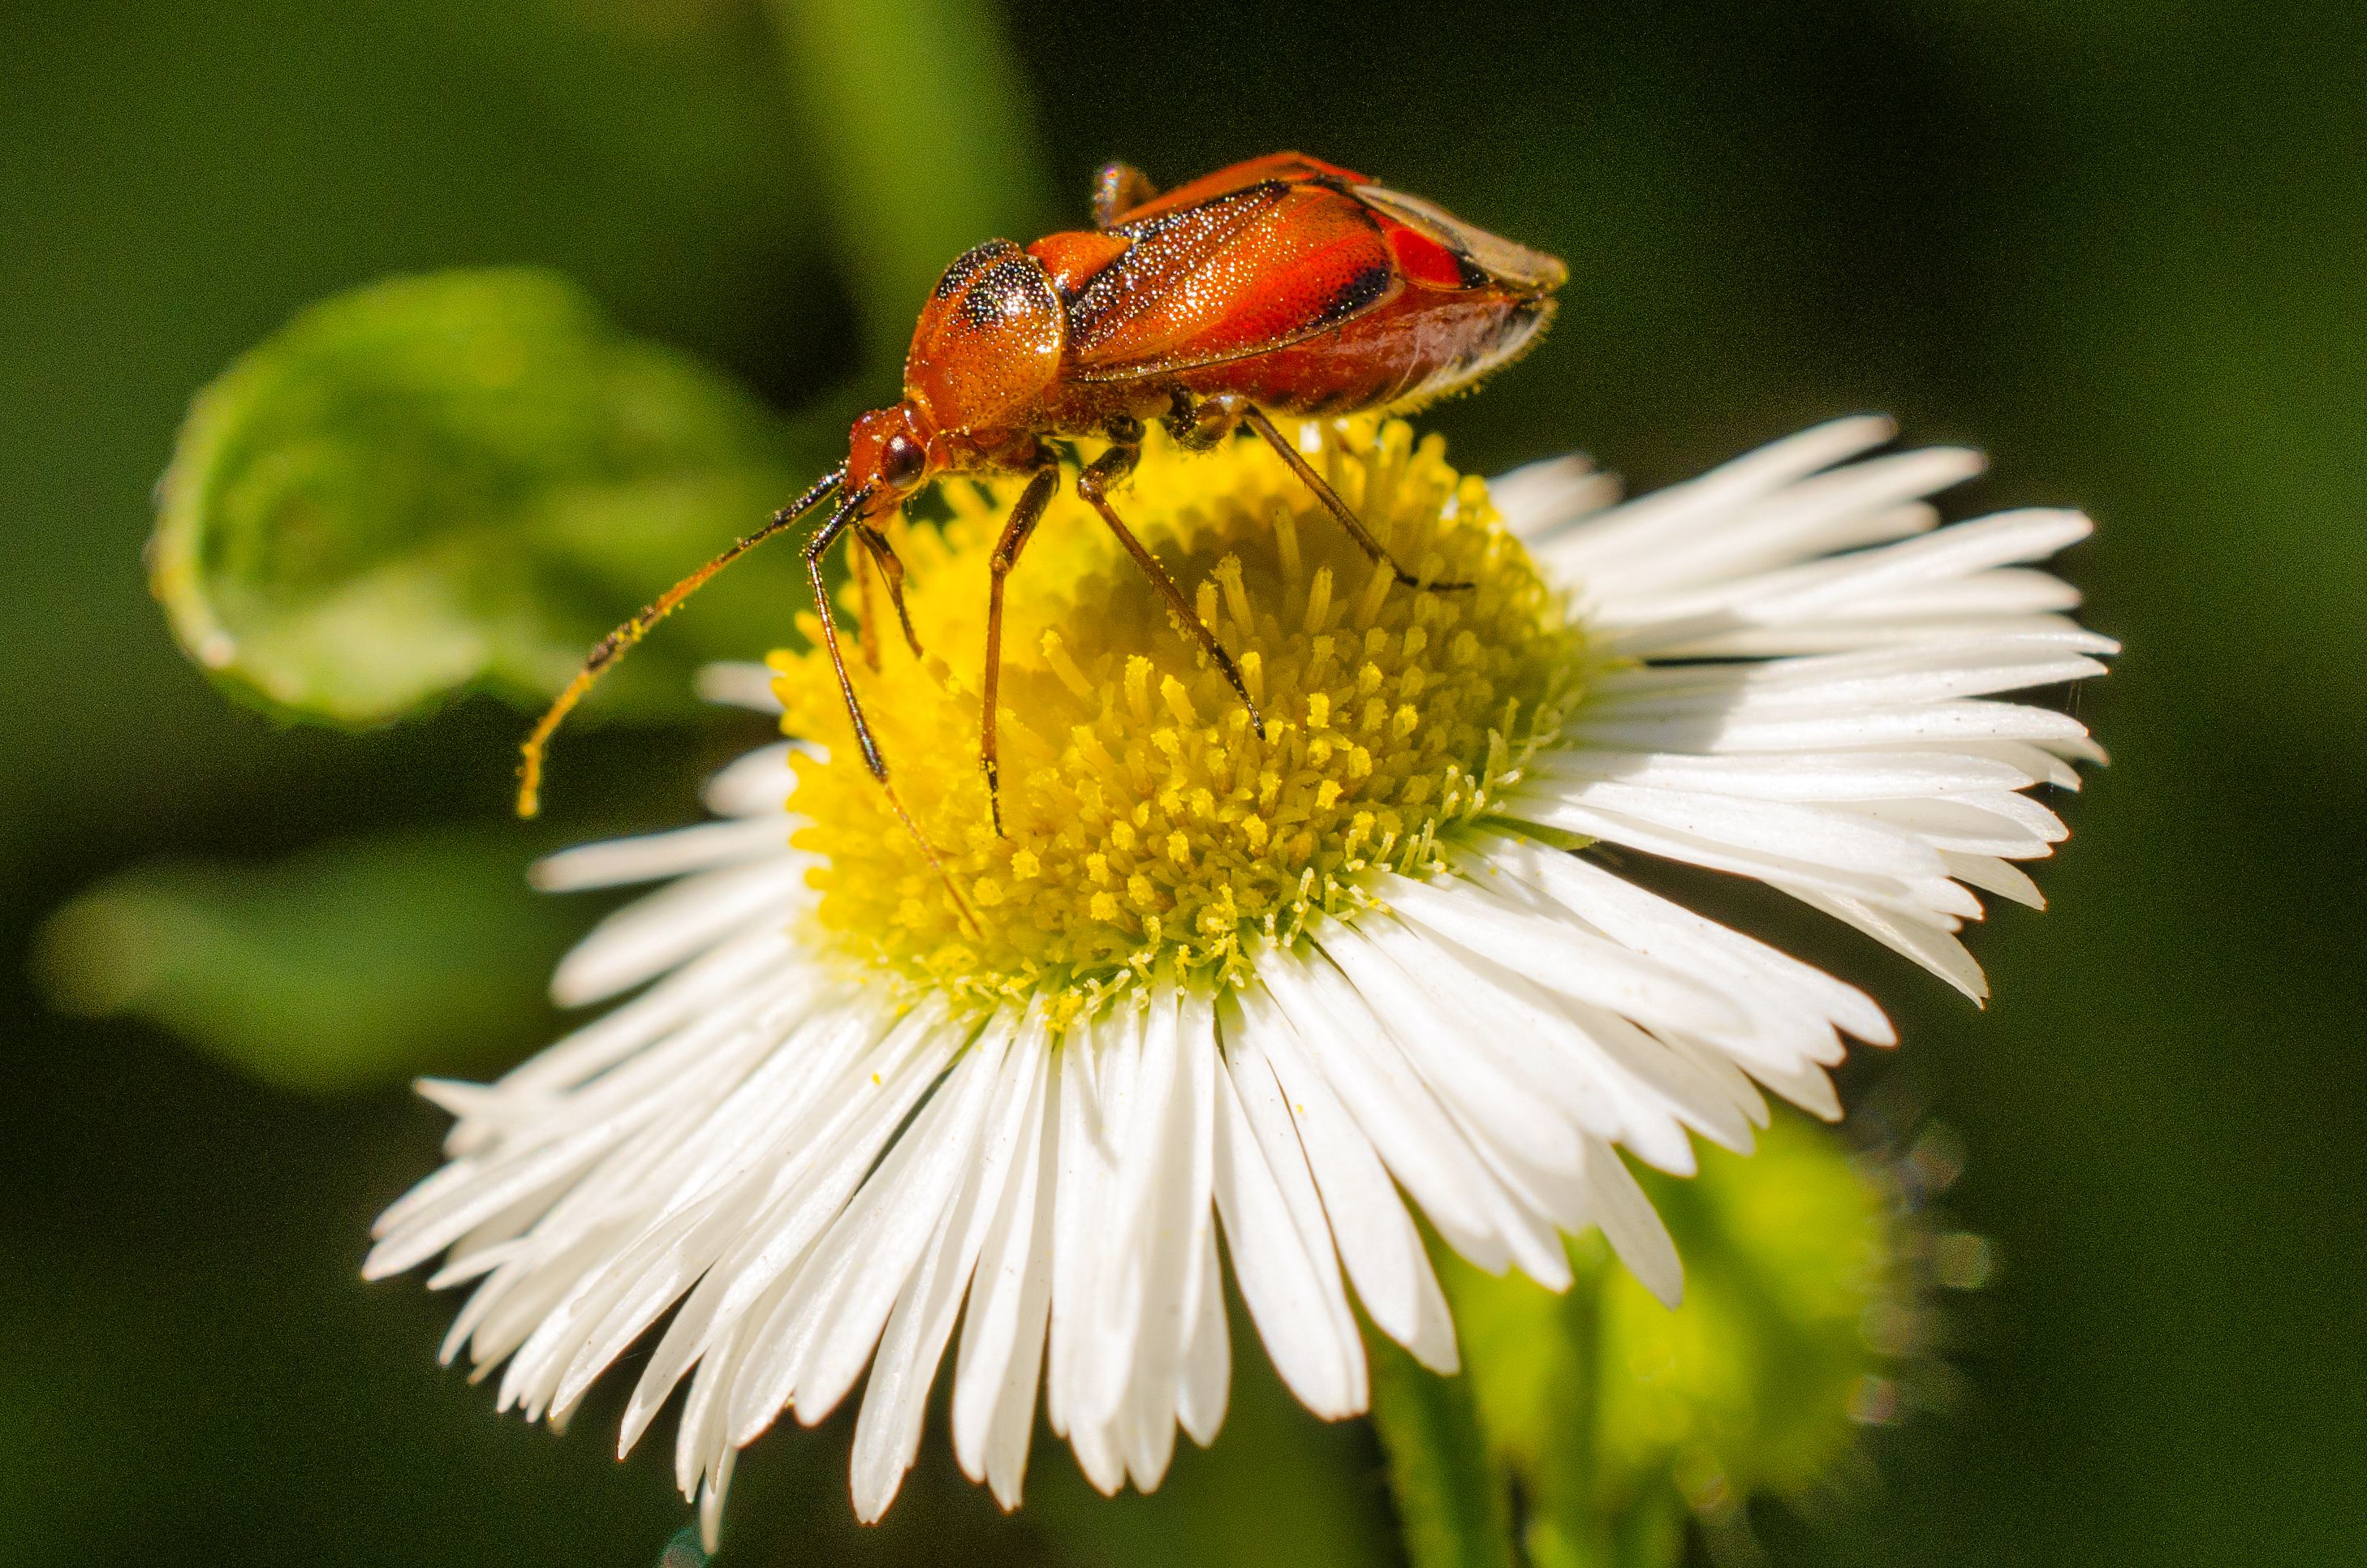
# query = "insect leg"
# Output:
<box><xmin>806</xmin><ymin>494</ymin><xmax>981</xmax><ymax>934</ymax></box>
<box><xmin>1238</xmin><ymin>404</ymin><xmax>1473</xmax><ymax>591</ymax></box>
<box><xmin>850</xmin><ymin>531</ymin><xmax>886</xmax><ymax>672</ymax></box>
<box><xmin>804</xmin><ymin>498</ymin><xmax>888</xmax><ymax>779</ymax></box>
<box><xmin>517</xmin><ymin>463</ymin><xmax>845</xmax><ymax>818</ymax></box>
<box><xmin>856</xmin><ymin>523</ymin><xmax>925</xmax><ymax>660</ymax></box>
<box><xmin>1076</xmin><ymin>415</ymin><xmax>1267</xmax><ymax>741</ymax></box>
<box><xmin>1162</xmin><ymin>386</ymin><xmax>1236</xmax><ymax>452</ymax></box>
<box><xmin>979</xmin><ymin>459</ymin><xmax>1063</xmax><ymax>837</ymax></box>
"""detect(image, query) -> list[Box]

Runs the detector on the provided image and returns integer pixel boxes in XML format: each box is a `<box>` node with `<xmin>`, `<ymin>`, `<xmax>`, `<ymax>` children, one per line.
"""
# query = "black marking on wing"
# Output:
<box><xmin>1107</xmin><ymin>179</ymin><xmax>1292</xmax><ymax>246</ymax></box>
<box><xmin>1065</xmin><ymin>235</ymin><xmax>1401</xmax><ymax>386</ymax></box>
<box><xmin>1311</xmin><ymin>262</ymin><xmax>1395</xmax><ymax>332</ymax></box>
<box><xmin>1351</xmin><ymin>184</ymin><xmax>1567</xmax><ymax>295</ymax></box>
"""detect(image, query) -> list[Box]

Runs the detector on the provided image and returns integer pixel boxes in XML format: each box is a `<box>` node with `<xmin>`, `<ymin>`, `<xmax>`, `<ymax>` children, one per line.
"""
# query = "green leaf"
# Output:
<box><xmin>152</xmin><ymin>268</ymin><xmax>834</xmax><ymax>727</ymax></box>
<box><xmin>32</xmin><ymin>828</ymin><xmax>586</xmax><ymax>1093</ymax></box>
<box><xmin>768</xmin><ymin>0</ymin><xmax>1055</xmax><ymax>372</ymax></box>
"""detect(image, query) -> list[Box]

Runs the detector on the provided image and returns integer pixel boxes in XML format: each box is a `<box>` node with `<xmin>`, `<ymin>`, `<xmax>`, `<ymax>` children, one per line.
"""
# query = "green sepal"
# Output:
<box><xmin>1442</xmin><ymin>1114</ymin><xmax>1897</xmax><ymax>1566</ymax></box>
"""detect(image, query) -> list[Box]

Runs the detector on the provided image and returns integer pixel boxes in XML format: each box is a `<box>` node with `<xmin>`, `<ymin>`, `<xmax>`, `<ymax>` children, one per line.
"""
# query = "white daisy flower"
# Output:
<box><xmin>367</xmin><ymin>415</ymin><xmax>2108</xmax><ymax>1546</ymax></box>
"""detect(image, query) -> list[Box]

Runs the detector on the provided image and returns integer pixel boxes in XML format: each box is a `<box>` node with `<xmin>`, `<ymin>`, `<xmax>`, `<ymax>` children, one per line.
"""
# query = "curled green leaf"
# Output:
<box><xmin>153</xmin><ymin>268</ymin><xmax>827</xmax><ymax>726</ymax></box>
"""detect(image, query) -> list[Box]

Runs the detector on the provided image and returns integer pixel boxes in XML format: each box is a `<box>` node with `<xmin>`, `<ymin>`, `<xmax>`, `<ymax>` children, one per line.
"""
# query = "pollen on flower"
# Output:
<box><xmin>770</xmin><ymin>417</ymin><xmax>1586</xmax><ymax>1025</ymax></box>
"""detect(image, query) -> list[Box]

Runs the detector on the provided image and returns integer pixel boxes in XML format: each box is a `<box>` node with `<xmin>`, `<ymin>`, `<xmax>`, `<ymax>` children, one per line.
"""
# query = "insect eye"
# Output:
<box><xmin>879</xmin><ymin>434</ymin><xmax>928</xmax><ymax>491</ymax></box>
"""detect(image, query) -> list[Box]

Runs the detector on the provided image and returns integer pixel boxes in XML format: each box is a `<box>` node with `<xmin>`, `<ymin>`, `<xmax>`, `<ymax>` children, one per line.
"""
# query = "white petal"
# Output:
<box><xmin>1533</xmin><ymin>747</ymin><xmax>2037</xmax><ymax>801</ymax></box>
<box><xmin>713</xmin><ymin>1023</ymin><xmax>998</xmax><ymax>1444</ymax></box>
<box><xmin>1559</xmin><ymin>446</ymin><xmax>1982</xmax><ymax>599</ymax></box>
<box><xmin>550</xmin><ymin>857</ymin><xmax>813</xmax><ymax>1007</ymax></box>
<box><xmin>1500</xmin><ymin>790</ymin><xmax>1941</xmax><ymax>911</ymax></box>
<box><xmin>951</xmin><ymin>1017</ymin><xmax>1057</xmax><ymax>1487</ymax></box>
<box><xmin>1567</xmin><ymin>697</ymin><xmax>2093</xmax><ymax>756</ymax></box>
<box><xmin>616</xmin><ymin>1005</ymin><xmax>961</xmax><ymax>1452</ymax></box>
<box><xmin>1850</xmin><ymin>795</ymin><xmax>2065</xmax><ymax>857</ymax></box>
<box><xmin>693</xmin><ymin>660</ymin><xmax>787</xmax><ymax>714</ymax></box>
<box><xmin>537</xmin><ymin>1007</ymin><xmax>894</xmax><ymax>1418</ymax></box>
<box><xmin>981</xmin><ymin>1167</ymin><xmax>1056</xmax><ymax>1508</ymax></box>
<box><xmin>1211</xmin><ymin>1040</ymin><xmax>1363</xmax><ymax>1417</ymax></box>
<box><xmin>675</xmin><ymin>1316</ymin><xmax>742</xmax><ymax>1501</ymax></box>
<box><xmin>1778</xmin><ymin>882</ymin><xmax>1990</xmax><ymax>1001</ymax></box>
<box><xmin>696</xmin><ymin>1446</ymin><xmax>735</xmax><ymax>1553</ymax></box>
<box><xmin>1520</xmin><ymin>781</ymin><xmax>1948</xmax><ymax>880</ymax></box>
<box><xmin>1109</xmin><ymin>985</ymin><xmax>1213</xmax><ymax>1490</ymax></box>
<box><xmin>770</xmin><ymin>1021</ymin><xmax>1015</xmax><ymax>1435</ymax></box>
<box><xmin>484</xmin><ymin>926</ymin><xmax>796</xmax><ymax>1103</ymax></box>
<box><xmin>1175</xmin><ymin>1227</ymin><xmax>1230</xmax><ymax>1446</ymax></box>
<box><xmin>1237</xmin><ymin>984</ymin><xmax>1458</xmax><ymax>1373</ymax></box>
<box><xmin>1464</xmin><ymin>831</ymin><xmax>1891</xmax><ymax>1045</ymax></box>
<box><xmin>1317</xmin><ymin>920</ymin><xmax>1585</xmax><ymax>1178</ymax></box>
<box><xmin>1599</xmin><ymin>508</ymin><xmax>2090</xmax><ymax>646</ymax></box>
<box><xmin>848</xmin><ymin>1021</ymin><xmax>1043</xmax><ymax>1520</ymax></box>
<box><xmin>1589</xmin><ymin>641</ymin><xmax>2109</xmax><ymax>713</ymax></box>
<box><xmin>1542</xmin><ymin>414</ymin><xmax>1902</xmax><ymax>577</ymax></box>
<box><xmin>1637</xmin><ymin>614</ymin><xmax>2115</xmax><ymax>659</ymax></box>
<box><xmin>530</xmin><ymin>816</ymin><xmax>793</xmax><ymax>893</ymax></box>
<box><xmin>1943</xmin><ymin>851</ymin><xmax>2046</xmax><ymax>908</ymax></box>
<box><xmin>1287</xmin><ymin>938</ymin><xmax>1573</xmax><ymax>1286</ymax></box>
<box><xmin>1374</xmin><ymin>870</ymin><xmax>1748</xmax><ymax>1037</ymax></box>
<box><xmin>1257</xmin><ymin>947</ymin><xmax>1508</xmax><ymax>1271</ymax></box>
<box><xmin>701</xmin><ymin>741</ymin><xmax>805</xmax><ymax>816</ymax></box>
<box><xmin>1048</xmin><ymin>1006</ymin><xmax>1136</xmax><ymax>1495</ymax></box>
<box><xmin>1489</xmin><ymin>452</ymin><xmax>1621</xmax><ymax>542</ymax></box>
<box><xmin>1583</xmin><ymin>1137</ymin><xmax>1681</xmax><ymax>1307</ymax></box>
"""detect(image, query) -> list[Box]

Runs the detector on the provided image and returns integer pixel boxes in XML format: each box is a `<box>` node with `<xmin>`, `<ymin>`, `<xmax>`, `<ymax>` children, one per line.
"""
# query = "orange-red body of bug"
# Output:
<box><xmin>852</xmin><ymin>151</ymin><xmax>1565</xmax><ymax>489</ymax></box>
<box><xmin>517</xmin><ymin>153</ymin><xmax>1567</xmax><ymax>909</ymax></box>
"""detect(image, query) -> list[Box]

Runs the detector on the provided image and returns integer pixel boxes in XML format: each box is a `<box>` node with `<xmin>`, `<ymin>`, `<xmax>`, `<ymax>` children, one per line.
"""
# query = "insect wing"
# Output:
<box><xmin>1350</xmin><ymin>184</ymin><xmax>1568</xmax><ymax>294</ymax></box>
<box><xmin>1063</xmin><ymin>183</ymin><xmax>1400</xmax><ymax>383</ymax></box>
<box><xmin>1098</xmin><ymin>150</ymin><xmax>1372</xmax><ymax>226</ymax></box>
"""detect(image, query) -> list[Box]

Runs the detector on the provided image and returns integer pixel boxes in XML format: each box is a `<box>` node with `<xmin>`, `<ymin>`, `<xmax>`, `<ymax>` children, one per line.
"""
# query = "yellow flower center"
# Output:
<box><xmin>771</xmin><ymin>417</ymin><xmax>1584</xmax><ymax>1025</ymax></box>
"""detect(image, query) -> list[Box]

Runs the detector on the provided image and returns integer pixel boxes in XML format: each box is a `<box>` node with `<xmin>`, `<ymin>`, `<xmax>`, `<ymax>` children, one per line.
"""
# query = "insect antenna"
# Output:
<box><xmin>516</xmin><ymin>463</ymin><xmax>848</xmax><ymax>818</ymax></box>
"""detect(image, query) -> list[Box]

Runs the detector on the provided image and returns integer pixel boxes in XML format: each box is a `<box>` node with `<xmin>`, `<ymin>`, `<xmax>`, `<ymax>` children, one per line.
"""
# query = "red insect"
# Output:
<box><xmin>518</xmin><ymin>152</ymin><xmax>1567</xmax><ymax>870</ymax></box>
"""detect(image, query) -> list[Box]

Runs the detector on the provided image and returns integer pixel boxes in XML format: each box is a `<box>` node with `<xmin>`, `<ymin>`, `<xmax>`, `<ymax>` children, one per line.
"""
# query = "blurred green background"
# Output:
<box><xmin>3</xmin><ymin>0</ymin><xmax>2361</xmax><ymax>1563</ymax></box>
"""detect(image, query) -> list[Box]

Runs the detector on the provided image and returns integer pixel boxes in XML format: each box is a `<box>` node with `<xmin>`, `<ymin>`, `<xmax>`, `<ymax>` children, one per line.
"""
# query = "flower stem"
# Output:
<box><xmin>1367</xmin><ymin>1331</ymin><xmax>1519</xmax><ymax>1568</ymax></box>
<box><xmin>1520</xmin><ymin>1248</ymin><xmax>1615</xmax><ymax>1568</ymax></box>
